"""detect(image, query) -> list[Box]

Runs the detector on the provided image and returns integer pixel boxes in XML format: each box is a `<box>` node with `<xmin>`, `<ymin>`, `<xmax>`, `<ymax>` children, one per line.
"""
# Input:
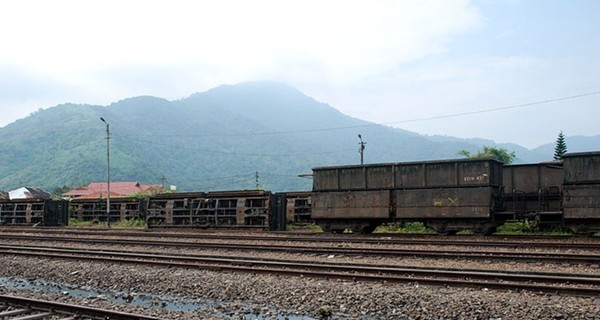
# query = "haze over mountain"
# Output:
<box><xmin>0</xmin><ymin>81</ymin><xmax>596</xmax><ymax>192</ymax></box>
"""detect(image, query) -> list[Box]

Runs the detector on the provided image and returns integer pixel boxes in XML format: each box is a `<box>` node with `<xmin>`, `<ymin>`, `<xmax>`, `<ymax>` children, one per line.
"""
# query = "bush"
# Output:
<box><xmin>374</xmin><ymin>222</ymin><xmax>435</xmax><ymax>234</ymax></box>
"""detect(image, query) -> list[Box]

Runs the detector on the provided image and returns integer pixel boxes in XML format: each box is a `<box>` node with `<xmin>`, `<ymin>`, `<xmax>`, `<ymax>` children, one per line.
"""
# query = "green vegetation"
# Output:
<box><xmin>68</xmin><ymin>218</ymin><xmax>98</xmax><ymax>227</ymax></box>
<box><xmin>457</xmin><ymin>146</ymin><xmax>516</xmax><ymax>164</ymax></box>
<box><xmin>286</xmin><ymin>223</ymin><xmax>323</xmax><ymax>232</ymax></box>
<box><xmin>373</xmin><ymin>222</ymin><xmax>436</xmax><ymax>234</ymax></box>
<box><xmin>68</xmin><ymin>218</ymin><xmax>147</xmax><ymax>228</ymax></box>
<box><xmin>111</xmin><ymin>218</ymin><xmax>147</xmax><ymax>228</ymax></box>
<box><xmin>316</xmin><ymin>305</ymin><xmax>333</xmax><ymax>318</ymax></box>
<box><xmin>553</xmin><ymin>131</ymin><xmax>568</xmax><ymax>160</ymax></box>
<box><xmin>495</xmin><ymin>221</ymin><xmax>571</xmax><ymax>236</ymax></box>
<box><xmin>456</xmin><ymin>229</ymin><xmax>474</xmax><ymax>235</ymax></box>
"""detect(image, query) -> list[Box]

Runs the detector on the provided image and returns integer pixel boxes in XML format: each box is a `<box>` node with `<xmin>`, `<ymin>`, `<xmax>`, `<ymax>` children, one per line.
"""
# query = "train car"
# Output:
<box><xmin>282</xmin><ymin>191</ymin><xmax>312</xmax><ymax>224</ymax></box>
<box><xmin>70</xmin><ymin>197</ymin><xmax>144</xmax><ymax>224</ymax></box>
<box><xmin>312</xmin><ymin>163</ymin><xmax>398</xmax><ymax>232</ymax></box>
<box><xmin>562</xmin><ymin>151</ymin><xmax>600</xmax><ymax>233</ymax></box>
<box><xmin>500</xmin><ymin>161</ymin><xmax>563</xmax><ymax>225</ymax></box>
<box><xmin>145</xmin><ymin>192</ymin><xmax>206</xmax><ymax>226</ymax></box>
<box><xmin>312</xmin><ymin>158</ymin><xmax>504</xmax><ymax>234</ymax></box>
<box><xmin>0</xmin><ymin>198</ymin><xmax>68</xmax><ymax>226</ymax></box>
<box><xmin>145</xmin><ymin>190</ymin><xmax>273</xmax><ymax>228</ymax></box>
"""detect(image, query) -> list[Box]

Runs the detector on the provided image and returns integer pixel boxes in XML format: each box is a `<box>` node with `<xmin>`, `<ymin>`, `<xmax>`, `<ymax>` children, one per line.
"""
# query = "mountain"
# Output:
<box><xmin>0</xmin><ymin>81</ymin><xmax>594</xmax><ymax>192</ymax></box>
<box><xmin>533</xmin><ymin>135</ymin><xmax>600</xmax><ymax>156</ymax></box>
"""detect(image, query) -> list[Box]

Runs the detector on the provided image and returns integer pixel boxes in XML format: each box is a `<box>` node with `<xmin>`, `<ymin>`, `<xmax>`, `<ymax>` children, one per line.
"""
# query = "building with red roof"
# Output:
<box><xmin>63</xmin><ymin>182</ymin><xmax>162</xmax><ymax>199</ymax></box>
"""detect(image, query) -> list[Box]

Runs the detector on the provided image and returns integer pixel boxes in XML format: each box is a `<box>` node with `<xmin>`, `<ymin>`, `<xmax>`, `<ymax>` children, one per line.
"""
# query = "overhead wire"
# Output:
<box><xmin>108</xmin><ymin>89</ymin><xmax>600</xmax><ymax>159</ymax></box>
<box><xmin>114</xmin><ymin>134</ymin><xmax>355</xmax><ymax>157</ymax></box>
<box><xmin>150</xmin><ymin>90</ymin><xmax>600</xmax><ymax>138</ymax></box>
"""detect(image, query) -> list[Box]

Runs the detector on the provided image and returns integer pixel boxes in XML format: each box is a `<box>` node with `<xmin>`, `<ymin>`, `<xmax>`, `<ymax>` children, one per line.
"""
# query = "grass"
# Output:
<box><xmin>112</xmin><ymin>218</ymin><xmax>147</xmax><ymax>228</ymax></box>
<box><xmin>68</xmin><ymin>218</ymin><xmax>147</xmax><ymax>228</ymax></box>
<box><xmin>373</xmin><ymin>222</ymin><xmax>436</xmax><ymax>234</ymax></box>
<box><xmin>494</xmin><ymin>220</ymin><xmax>572</xmax><ymax>236</ymax></box>
<box><xmin>286</xmin><ymin>223</ymin><xmax>323</xmax><ymax>232</ymax></box>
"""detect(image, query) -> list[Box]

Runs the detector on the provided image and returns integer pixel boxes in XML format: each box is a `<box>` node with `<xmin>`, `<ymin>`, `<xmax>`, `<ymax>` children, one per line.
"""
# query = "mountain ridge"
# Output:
<box><xmin>0</xmin><ymin>81</ymin><xmax>596</xmax><ymax>192</ymax></box>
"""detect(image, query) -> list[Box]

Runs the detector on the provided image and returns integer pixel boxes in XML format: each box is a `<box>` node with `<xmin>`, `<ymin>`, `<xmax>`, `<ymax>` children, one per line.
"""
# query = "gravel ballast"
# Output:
<box><xmin>1</xmin><ymin>255</ymin><xmax>599</xmax><ymax>319</ymax></box>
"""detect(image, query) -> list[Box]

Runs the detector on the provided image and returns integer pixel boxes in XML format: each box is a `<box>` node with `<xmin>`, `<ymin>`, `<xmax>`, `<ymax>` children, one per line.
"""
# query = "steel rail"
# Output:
<box><xmin>1</xmin><ymin>227</ymin><xmax>598</xmax><ymax>250</ymax></box>
<box><xmin>0</xmin><ymin>245</ymin><xmax>599</xmax><ymax>297</ymax></box>
<box><xmin>0</xmin><ymin>294</ymin><xmax>159</xmax><ymax>320</ymax></box>
<box><xmin>1</xmin><ymin>234</ymin><xmax>599</xmax><ymax>264</ymax></box>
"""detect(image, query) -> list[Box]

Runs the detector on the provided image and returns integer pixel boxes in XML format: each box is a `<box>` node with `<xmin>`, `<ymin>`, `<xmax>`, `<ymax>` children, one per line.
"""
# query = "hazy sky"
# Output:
<box><xmin>1</xmin><ymin>0</ymin><xmax>598</xmax><ymax>148</ymax></box>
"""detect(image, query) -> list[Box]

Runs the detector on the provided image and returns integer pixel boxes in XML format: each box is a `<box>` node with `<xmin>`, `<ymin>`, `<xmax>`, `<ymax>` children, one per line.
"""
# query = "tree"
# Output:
<box><xmin>553</xmin><ymin>131</ymin><xmax>567</xmax><ymax>160</ymax></box>
<box><xmin>457</xmin><ymin>146</ymin><xmax>516</xmax><ymax>164</ymax></box>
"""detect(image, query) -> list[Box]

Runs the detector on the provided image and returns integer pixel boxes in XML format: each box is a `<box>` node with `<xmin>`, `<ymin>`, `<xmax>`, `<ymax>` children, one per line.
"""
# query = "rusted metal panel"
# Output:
<box><xmin>563</xmin><ymin>151</ymin><xmax>600</xmax><ymax>185</ymax></box>
<box><xmin>397</xmin><ymin>159</ymin><xmax>502</xmax><ymax>188</ymax></box>
<box><xmin>426</xmin><ymin>162</ymin><xmax>458</xmax><ymax>187</ymax></box>
<box><xmin>313</xmin><ymin>158</ymin><xmax>503</xmax><ymax>192</ymax></box>
<box><xmin>338</xmin><ymin>167</ymin><xmax>365</xmax><ymax>190</ymax></box>
<box><xmin>540</xmin><ymin>165</ymin><xmax>564</xmax><ymax>190</ymax></box>
<box><xmin>504</xmin><ymin>163</ymin><xmax>563</xmax><ymax>193</ymax></box>
<box><xmin>394</xmin><ymin>187</ymin><xmax>493</xmax><ymax>219</ymax></box>
<box><xmin>165</xmin><ymin>200</ymin><xmax>174</xmax><ymax>225</ymax></box>
<box><xmin>458</xmin><ymin>161</ymin><xmax>500</xmax><ymax>186</ymax></box>
<box><xmin>504</xmin><ymin>165</ymin><xmax>534</xmax><ymax>193</ymax></box>
<box><xmin>395</xmin><ymin>163</ymin><xmax>425</xmax><ymax>188</ymax></box>
<box><xmin>236</xmin><ymin>198</ymin><xmax>246</xmax><ymax>225</ymax></box>
<box><xmin>286</xmin><ymin>198</ymin><xmax>296</xmax><ymax>222</ymax></box>
<box><xmin>366</xmin><ymin>165</ymin><xmax>395</xmax><ymax>189</ymax></box>
<box><xmin>563</xmin><ymin>185</ymin><xmax>600</xmax><ymax>219</ymax></box>
<box><xmin>313</xmin><ymin>168</ymin><xmax>339</xmax><ymax>191</ymax></box>
<box><xmin>311</xmin><ymin>190</ymin><xmax>390</xmax><ymax>219</ymax></box>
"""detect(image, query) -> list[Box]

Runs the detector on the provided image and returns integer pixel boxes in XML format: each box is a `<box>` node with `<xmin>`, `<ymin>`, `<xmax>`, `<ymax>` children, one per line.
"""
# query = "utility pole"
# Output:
<box><xmin>100</xmin><ymin>117</ymin><xmax>111</xmax><ymax>227</ymax></box>
<box><xmin>358</xmin><ymin>134</ymin><xmax>366</xmax><ymax>165</ymax></box>
<box><xmin>255</xmin><ymin>171</ymin><xmax>259</xmax><ymax>190</ymax></box>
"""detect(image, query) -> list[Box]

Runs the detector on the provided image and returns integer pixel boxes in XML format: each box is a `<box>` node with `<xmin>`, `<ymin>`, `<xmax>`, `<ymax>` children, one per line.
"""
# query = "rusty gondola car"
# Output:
<box><xmin>311</xmin><ymin>158</ymin><xmax>505</xmax><ymax>234</ymax></box>
<box><xmin>562</xmin><ymin>151</ymin><xmax>600</xmax><ymax>233</ymax></box>
<box><xmin>500</xmin><ymin>161</ymin><xmax>564</xmax><ymax>226</ymax></box>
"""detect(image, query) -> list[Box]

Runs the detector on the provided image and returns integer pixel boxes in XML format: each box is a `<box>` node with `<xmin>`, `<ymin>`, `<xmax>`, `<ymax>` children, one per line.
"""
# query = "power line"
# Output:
<box><xmin>384</xmin><ymin>90</ymin><xmax>600</xmax><ymax>125</ymax></box>
<box><xmin>114</xmin><ymin>134</ymin><xmax>355</xmax><ymax>157</ymax></box>
<box><xmin>109</xmin><ymin>90</ymin><xmax>599</xmax><ymax>158</ymax></box>
<box><xmin>146</xmin><ymin>90</ymin><xmax>600</xmax><ymax>138</ymax></box>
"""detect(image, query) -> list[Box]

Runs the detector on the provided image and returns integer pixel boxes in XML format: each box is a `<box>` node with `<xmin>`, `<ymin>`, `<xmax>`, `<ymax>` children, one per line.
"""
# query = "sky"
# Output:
<box><xmin>1</xmin><ymin>0</ymin><xmax>599</xmax><ymax>149</ymax></box>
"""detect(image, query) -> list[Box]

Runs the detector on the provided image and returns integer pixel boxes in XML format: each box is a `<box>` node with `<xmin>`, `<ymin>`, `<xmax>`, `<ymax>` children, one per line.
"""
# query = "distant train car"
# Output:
<box><xmin>145</xmin><ymin>190</ymin><xmax>273</xmax><ymax>228</ymax></box>
<box><xmin>282</xmin><ymin>191</ymin><xmax>312</xmax><ymax>224</ymax></box>
<box><xmin>70</xmin><ymin>197</ymin><xmax>143</xmax><ymax>224</ymax></box>
<box><xmin>312</xmin><ymin>158</ymin><xmax>504</xmax><ymax>234</ymax></box>
<box><xmin>562</xmin><ymin>151</ymin><xmax>600</xmax><ymax>233</ymax></box>
<box><xmin>0</xmin><ymin>198</ymin><xmax>68</xmax><ymax>226</ymax></box>
<box><xmin>145</xmin><ymin>192</ymin><xmax>206</xmax><ymax>226</ymax></box>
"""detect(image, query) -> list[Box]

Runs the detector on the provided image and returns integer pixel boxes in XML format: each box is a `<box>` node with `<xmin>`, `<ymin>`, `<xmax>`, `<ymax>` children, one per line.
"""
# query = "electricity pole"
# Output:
<box><xmin>100</xmin><ymin>117</ymin><xmax>111</xmax><ymax>227</ymax></box>
<box><xmin>358</xmin><ymin>134</ymin><xmax>366</xmax><ymax>165</ymax></box>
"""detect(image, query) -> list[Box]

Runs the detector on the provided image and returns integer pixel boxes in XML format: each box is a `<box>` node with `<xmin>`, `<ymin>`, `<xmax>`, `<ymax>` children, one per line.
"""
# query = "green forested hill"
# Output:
<box><xmin>0</xmin><ymin>81</ymin><xmax>558</xmax><ymax>192</ymax></box>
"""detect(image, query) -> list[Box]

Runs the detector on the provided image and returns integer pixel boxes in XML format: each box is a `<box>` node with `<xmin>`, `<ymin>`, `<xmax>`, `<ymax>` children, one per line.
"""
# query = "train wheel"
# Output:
<box><xmin>360</xmin><ymin>224</ymin><xmax>378</xmax><ymax>234</ymax></box>
<box><xmin>566</xmin><ymin>224</ymin><xmax>592</xmax><ymax>235</ymax></box>
<box><xmin>427</xmin><ymin>221</ymin><xmax>449</xmax><ymax>234</ymax></box>
<box><xmin>474</xmin><ymin>223</ymin><xmax>497</xmax><ymax>235</ymax></box>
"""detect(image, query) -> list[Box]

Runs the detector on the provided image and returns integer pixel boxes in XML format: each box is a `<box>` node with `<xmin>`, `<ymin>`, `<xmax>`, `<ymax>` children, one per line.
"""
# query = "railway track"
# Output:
<box><xmin>1</xmin><ymin>244</ymin><xmax>599</xmax><ymax>297</ymax></box>
<box><xmin>1</xmin><ymin>233</ymin><xmax>599</xmax><ymax>264</ymax></box>
<box><xmin>0</xmin><ymin>294</ymin><xmax>158</xmax><ymax>319</ymax></box>
<box><xmin>2</xmin><ymin>227</ymin><xmax>599</xmax><ymax>250</ymax></box>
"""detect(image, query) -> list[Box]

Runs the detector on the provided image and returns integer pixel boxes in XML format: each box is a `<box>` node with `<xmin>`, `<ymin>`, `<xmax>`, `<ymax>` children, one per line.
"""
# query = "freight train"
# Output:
<box><xmin>68</xmin><ymin>190</ymin><xmax>313</xmax><ymax>231</ymax></box>
<box><xmin>2</xmin><ymin>151</ymin><xmax>600</xmax><ymax>234</ymax></box>
<box><xmin>311</xmin><ymin>151</ymin><xmax>600</xmax><ymax>234</ymax></box>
